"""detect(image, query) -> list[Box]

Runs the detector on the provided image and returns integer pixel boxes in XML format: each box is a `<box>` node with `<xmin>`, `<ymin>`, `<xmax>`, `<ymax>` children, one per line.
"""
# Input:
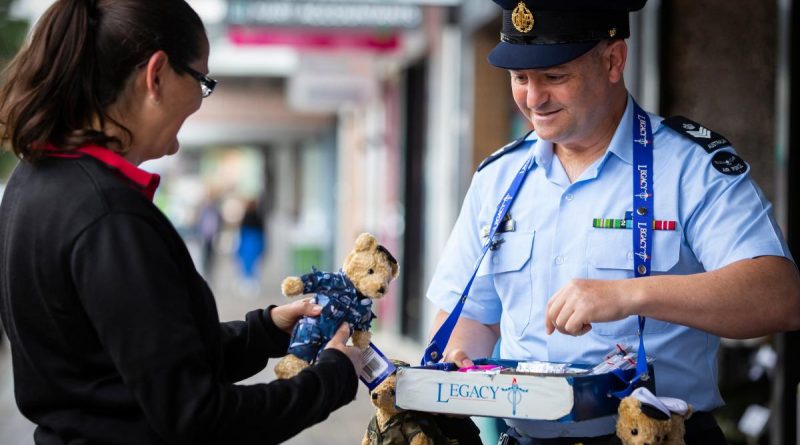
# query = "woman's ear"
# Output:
<box><xmin>144</xmin><ymin>51</ymin><xmax>170</xmax><ymax>103</ymax></box>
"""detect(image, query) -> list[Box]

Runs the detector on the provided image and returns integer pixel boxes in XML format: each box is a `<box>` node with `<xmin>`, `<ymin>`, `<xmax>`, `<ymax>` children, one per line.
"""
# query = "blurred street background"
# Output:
<box><xmin>2</xmin><ymin>0</ymin><xmax>800</xmax><ymax>444</ymax></box>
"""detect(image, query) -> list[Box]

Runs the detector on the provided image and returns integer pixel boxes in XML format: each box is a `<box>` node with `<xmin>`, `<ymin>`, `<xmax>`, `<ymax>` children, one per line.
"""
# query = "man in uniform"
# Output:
<box><xmin>424</xmin><ymin>1</ymin><xmax>800</xmax><ymax>444</ymax></box>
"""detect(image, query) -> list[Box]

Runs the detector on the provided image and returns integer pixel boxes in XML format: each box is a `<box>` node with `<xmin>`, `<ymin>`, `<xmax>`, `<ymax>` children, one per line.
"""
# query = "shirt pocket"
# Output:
<box><xmin>586</xmin><ymin>228</ymin><xmax>681</xmax><ymax>335</ymax></box>
<box><xmin>476</xmin><ymin>231</ymin><xmax>535</xmax><ymax>337</ymax></box>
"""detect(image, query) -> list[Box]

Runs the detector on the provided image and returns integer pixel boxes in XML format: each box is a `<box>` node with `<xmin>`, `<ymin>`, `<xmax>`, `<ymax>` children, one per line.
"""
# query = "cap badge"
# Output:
<box><xmin>511</xmin><ymin>1</ymin><xmax>534</xmax><ymax>33</ymax></box>
<box><xmin>608</xmin><ymin>28</ymin><xmax>618</xmax><ymax>38</ymax></box>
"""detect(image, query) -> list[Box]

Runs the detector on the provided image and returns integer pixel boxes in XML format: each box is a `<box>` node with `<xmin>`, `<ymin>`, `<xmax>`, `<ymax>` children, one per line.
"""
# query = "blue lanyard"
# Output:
<box><xmin>611</xmin><ymin>101</ymin><xmax>653</xmax><ymax>397</ymax></box>
<box><xmin>421</xmin><ymin>139</ymin><xmax>535</xmax><ymax>365</ymax></box>
<box><xmin>422</xmin><ymin>104</ymin><xmax>655</xmax><ymax>391</ymax></box>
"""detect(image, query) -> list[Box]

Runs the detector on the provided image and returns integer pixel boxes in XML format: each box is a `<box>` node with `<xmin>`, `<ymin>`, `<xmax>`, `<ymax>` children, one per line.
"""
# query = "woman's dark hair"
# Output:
<box><xmin>0</xmin><ymin>0</ymin><xmax>206</xmax><ymax>160</ymax></box>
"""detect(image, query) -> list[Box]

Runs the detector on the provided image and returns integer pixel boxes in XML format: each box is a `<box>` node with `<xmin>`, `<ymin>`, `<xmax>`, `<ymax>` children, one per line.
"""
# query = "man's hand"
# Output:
<box><xmin>269</xmin><ymin>298</ymin><xmax>322</xmax><ymax>333</ymax></box>
<box><xmin>545</xmin><ymin>278</ymin><xmax>633</xmax><ymax>336</ymax></box>
<box><xmin>443</xmin><ymin>349</ymin><xmax>475</xmax><ymax>369</ymax></box>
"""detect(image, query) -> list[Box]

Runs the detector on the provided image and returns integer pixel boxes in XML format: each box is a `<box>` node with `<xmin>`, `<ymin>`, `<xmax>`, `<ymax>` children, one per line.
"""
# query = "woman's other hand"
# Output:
<box><xmin>270</xmin><ymin>298</ymin><xmax>322</xmax><ymax>333</ymax></box>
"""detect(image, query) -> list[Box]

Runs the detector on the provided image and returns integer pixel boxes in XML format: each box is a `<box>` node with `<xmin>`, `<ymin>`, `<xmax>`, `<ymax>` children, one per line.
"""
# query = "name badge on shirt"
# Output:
<box><xmin>480</xmin><ymin>213</ymin><xmax>516</xmax><ymax>238</ymax></box>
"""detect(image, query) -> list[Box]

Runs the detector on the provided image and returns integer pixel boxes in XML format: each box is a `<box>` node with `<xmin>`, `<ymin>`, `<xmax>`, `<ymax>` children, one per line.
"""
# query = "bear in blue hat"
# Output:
<box><xmin>488</xmin><ymin>0</ymin><xmax>647</xmax><ymax>69</ymax></box>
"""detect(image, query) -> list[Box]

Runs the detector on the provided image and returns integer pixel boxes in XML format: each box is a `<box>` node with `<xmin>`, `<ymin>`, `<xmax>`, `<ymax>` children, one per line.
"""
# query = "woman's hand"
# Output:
<box><xmin>270</xmin><ymin>298</ymin><xmax>322</xmax><ymax>333</ymax></box>
<box><xmin>325</xmin><ymin>323</ymin><xmax>363</xmax><ymax>373</ymax></box>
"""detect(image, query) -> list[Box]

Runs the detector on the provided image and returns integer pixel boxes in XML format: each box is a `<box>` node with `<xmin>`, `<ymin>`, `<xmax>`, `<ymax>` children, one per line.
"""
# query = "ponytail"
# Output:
<box><xmin>0</xmin><ymin>0</ymin><xmax>205</xmax><ymax>161</ymax></box>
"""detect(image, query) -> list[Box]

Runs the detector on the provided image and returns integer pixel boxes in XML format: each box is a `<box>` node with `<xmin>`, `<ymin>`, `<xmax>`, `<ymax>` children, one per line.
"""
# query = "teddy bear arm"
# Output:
<box><xmin>361</xmin><ymin>430</ymin><xmax>371</xmax><ymax>445</ymax></box>
<box><xmin>281</xmin><ymin>277</ymin><xmax>305</xmax><ymax>297</ymax></box>
<box><xmin>352</xmin><ymin>330</ymin><xmax>371</xmax><ymax>350</ymax></box>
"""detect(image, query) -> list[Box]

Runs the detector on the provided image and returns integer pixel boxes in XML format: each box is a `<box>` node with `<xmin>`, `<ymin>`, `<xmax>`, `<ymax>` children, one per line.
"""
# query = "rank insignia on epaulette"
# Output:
<box><xmin>661</xmin><ymin>116</ymin><xmax>731</xmax><ymax>153</ymax></box>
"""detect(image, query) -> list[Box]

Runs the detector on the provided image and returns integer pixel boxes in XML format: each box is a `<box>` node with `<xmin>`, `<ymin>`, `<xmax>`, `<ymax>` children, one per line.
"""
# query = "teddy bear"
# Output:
<box><xmin>616</xmin><ymin>387</ymin><xmax>693</xmax><ymax>445</ymax></box>
<box><xmin>274</xmin><ymin>233</ymin><xmax>399</xmax><ymax>379</ymax></box>
<box><xmin>363</xmin><ymin>360</ymin><xmax>482</xmax><ymax>445</ymax></box>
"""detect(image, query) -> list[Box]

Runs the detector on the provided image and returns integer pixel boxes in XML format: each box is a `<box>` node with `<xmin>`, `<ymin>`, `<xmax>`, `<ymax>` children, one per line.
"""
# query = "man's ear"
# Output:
<box><xmin>605</xmin><ymin>39</ymin><xmax>627</xmax><ymax>84</ymax></box>
<box><xmin>144</xmin><ymin>51</ymin><xmax>170</xmax><ymax>103</ymax></box>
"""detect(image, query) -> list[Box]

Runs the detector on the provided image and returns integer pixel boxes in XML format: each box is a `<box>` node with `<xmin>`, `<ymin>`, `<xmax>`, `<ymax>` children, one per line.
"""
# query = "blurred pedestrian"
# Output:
<box><xmin>0</xmin><ymin>1</ymin><xmax>362</xmax><ymax>444</ymax></box>
<box><xmin>237</xmin><ymin>198</ymin><xmax>266</xmax><ymax>296</ymax></box>
<box><xmin>196</xmin><ymin>191</ymin><xmax>222</xmax><ymax>279</ymax></box>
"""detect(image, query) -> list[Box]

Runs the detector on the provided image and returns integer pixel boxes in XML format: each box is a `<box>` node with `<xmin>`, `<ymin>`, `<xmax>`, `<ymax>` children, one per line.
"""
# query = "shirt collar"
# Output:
<box><xmin>604</xmin><ymin>94</ymin><xmax>636</xmax><ymax>166</ymax></box>
<box><xmin>530</xmin><ymin>132</ymin><xmax>553</xmax><ymax>170</ymax></box>
<box><xmin>44</xmin><ymin>144</ymin><xmax>161</xmax><ymax>201</ymax></box>
<box><xmin>605</xmin><ymin>95</ymin><xmax>667</xmax><ymax>167</ymax></box>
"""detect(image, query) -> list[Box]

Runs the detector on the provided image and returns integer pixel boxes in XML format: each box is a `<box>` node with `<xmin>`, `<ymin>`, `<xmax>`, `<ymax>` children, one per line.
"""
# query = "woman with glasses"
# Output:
<box><xmin>0</xmin><ymin>1</ymin><xmax>362</xmax><ymax>444</ymax></box>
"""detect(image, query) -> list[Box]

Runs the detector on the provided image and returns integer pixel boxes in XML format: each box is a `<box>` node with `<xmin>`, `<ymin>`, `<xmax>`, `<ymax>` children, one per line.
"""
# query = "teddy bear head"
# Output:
<box><xmin>368</xmin><ymin>359</ymin><xmax>408</xmax><ymax>417</ymax></box>
<box><xmin>616</xmin><ymin>388</ymin><xmax>691</xmax><ymax>445</ymax></box>
<box><xmin>343</xmin><ymin>233</ymin><xmax>399</xmax><ymax>300</ymax></box>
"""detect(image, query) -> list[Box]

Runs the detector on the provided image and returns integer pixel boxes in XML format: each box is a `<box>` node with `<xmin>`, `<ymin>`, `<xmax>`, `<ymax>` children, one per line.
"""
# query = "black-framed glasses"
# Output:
<box><xmin>181</xmin><ymin>65</ymin><xmax>217</xmax><ymax>98</ymax></box>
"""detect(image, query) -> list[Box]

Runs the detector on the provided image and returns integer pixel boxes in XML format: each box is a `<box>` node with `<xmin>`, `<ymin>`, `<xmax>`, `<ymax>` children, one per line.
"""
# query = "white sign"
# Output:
<box><xmin>288</xmin><ymin>53</ymin><xmax>378</xmax><ymax>111</ymax></box>
<box><xmin>227</xmin><ymin>1</ymin><xmax>424</xmax><ymax>28</ymax></box>
<box><xmin>395</xmin><ymin>367</ymin><xmax>574</xmax><ymax>420</ymax></box>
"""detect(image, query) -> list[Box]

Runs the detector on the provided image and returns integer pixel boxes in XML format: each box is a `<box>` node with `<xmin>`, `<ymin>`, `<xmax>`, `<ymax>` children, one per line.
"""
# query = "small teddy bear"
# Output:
<box><xmin>274</xmin><ymin>233</ymin><xmax>399</xmax><ymax>379</ymax></box>
<box><xmin>616</xmin><ymin>387</ymin><xmax>693</xmax><ymax>445</ymax></box>
<box><xmin>363</xmin><ymin>360</ymin><xmax>482</xmax><ymax>445</ymax></box>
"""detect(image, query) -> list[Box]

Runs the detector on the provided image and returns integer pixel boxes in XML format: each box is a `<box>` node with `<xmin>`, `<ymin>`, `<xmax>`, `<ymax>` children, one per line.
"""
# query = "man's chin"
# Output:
<box><xmin>531</xmin><ymin>124</ymin><xmax>562</xmax><ymax>141</ymax></box>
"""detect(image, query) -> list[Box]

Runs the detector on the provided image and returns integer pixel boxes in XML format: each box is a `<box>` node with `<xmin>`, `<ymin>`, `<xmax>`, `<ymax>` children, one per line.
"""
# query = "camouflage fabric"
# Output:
<box><xmin>366</xmin><ymin>411</ymin><xmax>465</xmax><ymax>445</ymax></box>
<box><xmin>287</xmin><ymin>269</ymin><xmax>374</xmax><ymax>363</ymax></box>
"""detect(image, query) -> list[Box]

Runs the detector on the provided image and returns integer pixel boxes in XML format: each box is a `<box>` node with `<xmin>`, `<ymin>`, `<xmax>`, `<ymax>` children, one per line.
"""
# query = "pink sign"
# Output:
<box><xmin>229</xmin><ymin>26</ymin><xmax>400</xmax><ymax>52</ymax></box>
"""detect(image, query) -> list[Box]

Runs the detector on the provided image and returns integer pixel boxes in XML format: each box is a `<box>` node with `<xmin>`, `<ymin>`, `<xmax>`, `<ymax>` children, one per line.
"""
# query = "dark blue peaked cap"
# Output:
<box><xmin>489</xmin><ymin>0</ymin><xmax>647</xmax><ymax>70</ymax></box>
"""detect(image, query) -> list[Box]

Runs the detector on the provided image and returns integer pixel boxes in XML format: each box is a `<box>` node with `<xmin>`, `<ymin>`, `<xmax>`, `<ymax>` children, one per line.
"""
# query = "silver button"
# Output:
<box><xmin>564</xmin><ymin>193</ymin><xmax>574</xmax><ymax>201</ymax></box>
<box><xmin>555</xmin><ymin>256</ymin><xmax>564</xmax><ymax>265</ymax></box>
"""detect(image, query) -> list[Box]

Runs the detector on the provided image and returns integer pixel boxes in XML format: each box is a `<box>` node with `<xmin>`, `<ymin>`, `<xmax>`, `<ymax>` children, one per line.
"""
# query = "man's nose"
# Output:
<box><xmin>526</xmin><ymin>81</ymin><xmax>547</xmax><ymax>110</ymax></box>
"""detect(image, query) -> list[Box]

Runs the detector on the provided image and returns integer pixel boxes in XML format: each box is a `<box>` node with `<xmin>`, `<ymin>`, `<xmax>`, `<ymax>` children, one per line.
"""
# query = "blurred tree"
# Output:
<box><xmin>0</xmin><ymin>0</ymin><xmax>28</xmax><ymax>181</ymax></box>
<box><xmin>0</xmin><ymin>0</ymin><xmax>28</xmax><ymax>62</ymax></box>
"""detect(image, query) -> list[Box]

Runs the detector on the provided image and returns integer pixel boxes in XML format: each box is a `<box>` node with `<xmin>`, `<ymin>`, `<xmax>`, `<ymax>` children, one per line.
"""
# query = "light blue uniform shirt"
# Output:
<box><xmin>426</xmin><ymin>96</ymin><xmax>792</xmax><ymax>438</ymax></box>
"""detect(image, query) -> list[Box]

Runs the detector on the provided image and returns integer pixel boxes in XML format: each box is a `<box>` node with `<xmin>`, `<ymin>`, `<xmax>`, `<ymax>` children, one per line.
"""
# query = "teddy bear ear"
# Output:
<box><xmin>355</xmin><ymin>233</ymin><xmax>378</xmax><ymax>252</ymax></box>
<box><xmin>390</xmin><ymin>261</ymin><xmax>399</xmax><ymax>279</ymax></box>
<box><xmin>618</xmin><ymin>397</ymin><xmax>638</xmax><ymax>416</ymax></box>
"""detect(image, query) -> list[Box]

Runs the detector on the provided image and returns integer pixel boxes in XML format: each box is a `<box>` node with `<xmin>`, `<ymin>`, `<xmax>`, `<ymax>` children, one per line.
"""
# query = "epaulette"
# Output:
<box><xmin>476</xmin><ymin>130</ymin><xmax>534</xmax><ymax>172</ymax></box>
<box><xmin>660</xmin><ymin>116</ymin><xmax>731</xmax><ymax>153</ymax></box>
<box><xmin>661</xmin><ymin>116</ymin><xmax>747</xmax><ymax>176</ymax></box>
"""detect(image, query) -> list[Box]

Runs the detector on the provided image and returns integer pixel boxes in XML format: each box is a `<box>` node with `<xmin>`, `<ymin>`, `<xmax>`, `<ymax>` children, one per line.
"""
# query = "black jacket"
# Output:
<box><xmin>0</xmin><ymin>154</ymin><xmax>357</xmax><ymax>444</ymax></box>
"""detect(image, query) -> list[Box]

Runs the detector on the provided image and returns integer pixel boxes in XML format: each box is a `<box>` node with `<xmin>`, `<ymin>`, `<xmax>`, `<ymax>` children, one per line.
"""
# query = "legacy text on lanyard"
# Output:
<box><xmin>619</xmin><ymin>101</ymin><xmax>654</xmax><ymax>395</ymax></box>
